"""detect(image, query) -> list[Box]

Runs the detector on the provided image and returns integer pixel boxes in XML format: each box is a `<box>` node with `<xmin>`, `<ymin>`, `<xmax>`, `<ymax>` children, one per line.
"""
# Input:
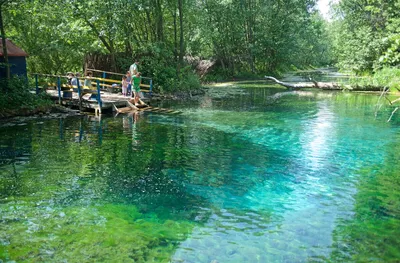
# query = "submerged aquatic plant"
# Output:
<box><xmin>0</xmin><ymin>201</ymin><xmax>195</xmax><ymax>262</ymax></box>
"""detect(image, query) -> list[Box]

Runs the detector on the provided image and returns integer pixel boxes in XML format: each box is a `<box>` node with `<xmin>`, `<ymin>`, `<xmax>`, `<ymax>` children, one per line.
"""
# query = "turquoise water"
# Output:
<box><xmin>1</xmin><ymin>87</ymin><xmax>400</xmax><ymax>262</ymax></box>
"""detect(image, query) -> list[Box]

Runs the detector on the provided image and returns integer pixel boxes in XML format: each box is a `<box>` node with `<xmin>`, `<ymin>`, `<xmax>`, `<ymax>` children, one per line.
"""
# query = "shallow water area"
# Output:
<box><xmin>1</xmin><ymin>85</ymin><xmax>400</xmax><ymax>262</ymax></box>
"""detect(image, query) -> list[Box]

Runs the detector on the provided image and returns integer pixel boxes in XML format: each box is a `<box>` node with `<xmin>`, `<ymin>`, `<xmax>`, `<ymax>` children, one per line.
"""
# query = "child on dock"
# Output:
<box><xmin>122</xmin><ymin>75</ymin><xmax>128</xmax><ymax>96</ymax></box>
<box><xmin>84</xmin><ymin>71</ymin><xmax>93</xmax><ymax>89</ymax></box>
<box><xmin>67</xmin><ymin>72</ymin><xmax>74</xmax><ymax>85</ymax></box>
<box><xmin>132</xmin><ymin>72</ymin><xmax>145</xmax><ymax>105</ymax></box>
<box><xmin>126</xmin><ymin>71</ymin><xmax>132</xmax><ymax>97</ymax></box>
<box><xmin>71</xmin><ymin>72</ymin><xmax>83</xmax><ymax>87</ymax></box>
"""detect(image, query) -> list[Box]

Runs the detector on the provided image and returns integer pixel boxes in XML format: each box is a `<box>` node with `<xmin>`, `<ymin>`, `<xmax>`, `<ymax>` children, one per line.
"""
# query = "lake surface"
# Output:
<box><xmin>1</xmin><ymin>86</ymin><xmax>400</xmax><ymax>262</ymax></box>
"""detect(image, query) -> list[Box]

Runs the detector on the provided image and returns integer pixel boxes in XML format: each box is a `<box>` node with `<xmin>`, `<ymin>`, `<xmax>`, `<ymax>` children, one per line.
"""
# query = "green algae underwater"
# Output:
<box><xmin>1</xmin><ymin>85</ymin><xmax>400</xmax><ymax>262</ymax></box>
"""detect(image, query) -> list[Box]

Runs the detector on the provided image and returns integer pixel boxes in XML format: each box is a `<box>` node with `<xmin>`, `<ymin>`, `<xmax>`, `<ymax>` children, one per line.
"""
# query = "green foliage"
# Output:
<box><xmin>150</xmin><ymin>64</ymin><xmax>201</xmax><ymax>94</ymax></box>
<box><xmin>202</xmin><ymin>67</ymin><xmax>234</xmax><ymax>83</ymax></box>
<box><xmin>2</xmin><ymin>0</ymin><xmax>333</xmax><ymax>90</ymax></box>
<box><xmin>131</xmin><ymin>44</ymin><xmax>201</xmax><ymax>93</ymax></box>
<box><xmin>0</xmin><ymin>77</ymin><xmax>52</xmax><ymax>115</ymax></box>
<box><xmin>345</xmin><ymin>67</ymin><xmax>400</xmax><ymax>91</ymax></box>
<box><xmin>330</xmin><ymin>0</ymin><xmax>400</xmax><ymax>73</ymax></box>
<box><xmin>377</xmin><ymin>34</ymin><xmax>400</xmax><ymax>68</ymax></box>
<box><xmin>194</xmin><ymin>0</ymin><xmax>332</xmax><ymax>75</ymax></box>
<box><xmin>373</xmin><ymin>67</ymin><xmax>400</xmax><ymax>91</ymax></box>
<box><xmin>175</xmin><ymin>66</ymin><xmax>202</xmax><ymax>92</ymax></box>
<box><xmin>5</xmin><ymin>1</ymin><xmax>93</xmax><ymax>74</ymax></box>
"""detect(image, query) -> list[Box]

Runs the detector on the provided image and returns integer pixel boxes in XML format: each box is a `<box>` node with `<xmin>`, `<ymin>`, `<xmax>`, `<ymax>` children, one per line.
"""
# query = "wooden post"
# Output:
<box><xmin>77</xmin><ymin>77</ymin><xmax>82</xmax><ymax>111</ymax></box>
<box><xmin>102</xmin><ymin>71</ymin><xmax>106</xmax><ymax>91</ymax></box>
<box><xmin>57</xmin><ymin>77</ymin><xmax>61</xmax><ymax>104</ymax></box>
<box><xmin>96</xmin><ymin>79</ymin><xmax>102</xmax><ymax>114</ymax></box>
<box><xmin>35</xmin><ymin>74</ymin><xmax>39</xmax><ymax>94</ymax></box>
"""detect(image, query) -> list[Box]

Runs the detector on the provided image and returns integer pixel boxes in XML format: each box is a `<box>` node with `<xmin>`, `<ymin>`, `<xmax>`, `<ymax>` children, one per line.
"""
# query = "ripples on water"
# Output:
<box><xmin>0</xmin><ymin>88</ymin><xmax>399</xmax><ymax>262</ymax></box>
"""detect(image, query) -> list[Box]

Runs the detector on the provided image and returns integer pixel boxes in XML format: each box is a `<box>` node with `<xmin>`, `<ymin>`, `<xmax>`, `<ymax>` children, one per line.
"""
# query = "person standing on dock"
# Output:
<box><xmin>67</xmin><ymin>72</ymin><xmax>74</xmax><ymax>85</ymax></box>
<box><xmin>132</xmin><ymin>72</ymin><xmax>145</xmax><ymax>105</ymax></box>
<box><xmin>71</xmin><ymin>72</ymin><xmax>83</xmax><ymax>87</ymax></box>
<box><xmin>126</xmin><ymin>71</ymin><xmax>132</xmax><ymax>97</ymax></box>
<box><xmin>122</xmin><ymin>75</ymin><xmax>128</xmax><ymax>96</ymax></box>
<box><xmin>129</xmin><ymin>60</ymin><xmax>139</xmax><ymax>97</ymax></box>
<box><xmin>129</xmin><ymin>60</ymin><xmax>139</xmax><ymax>77</ymax></box>
<box><xmin>84</xmin><ymin>71</ymin><xmax>93</xmax><ymax>89</ymax></box>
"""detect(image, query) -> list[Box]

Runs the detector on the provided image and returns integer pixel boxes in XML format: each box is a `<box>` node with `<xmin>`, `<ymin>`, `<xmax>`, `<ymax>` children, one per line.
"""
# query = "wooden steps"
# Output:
<box><xmin>138</xmin><ymin>106</ymin><xmax>182</xmax><ymax>114</ymax></box>
<box><xmin>113</xmin><ymin>103</ymin><xmax>181</xmax><ymax>115</ymax></box>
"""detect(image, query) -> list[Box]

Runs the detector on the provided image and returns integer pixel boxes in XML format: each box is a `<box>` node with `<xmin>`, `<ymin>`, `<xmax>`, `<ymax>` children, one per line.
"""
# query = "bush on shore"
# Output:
<box><xmin>347</xmin><ymin>67</ymin><xmax>400</xmax><ymax>92</ymax></box>
<box><xmin>0</xmin><ymin>77</ymin><xmax>52</xmax><ymax>118</ymax></box>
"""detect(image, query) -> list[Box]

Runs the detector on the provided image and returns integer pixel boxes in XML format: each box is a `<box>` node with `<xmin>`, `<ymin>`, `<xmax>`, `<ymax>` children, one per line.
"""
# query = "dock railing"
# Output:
<box><xmin>32</xmin><ymin>71</ymin><xmax>153</xmax><ymax>113</ymax></box>
<box><xmin>86</xmin><ymin>68</ymin><xmax>153</xmax><ymax>96</ymax></box>
<box><xmin>32</xmin><ymin>73</ymin><xmax>104</xmax><ymax>113</ymax></box>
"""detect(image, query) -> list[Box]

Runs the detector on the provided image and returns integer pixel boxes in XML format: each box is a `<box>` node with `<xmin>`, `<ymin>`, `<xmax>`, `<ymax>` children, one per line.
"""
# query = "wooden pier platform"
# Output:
<box><xmin>33</xmin><ymin>71</ymin><xmax>154</xmax><ymax>115</ymax></box>
<box><xmin>46</xmin><ymin>89</ymin><xmax>147</xmax><ymax>113</ymax></box>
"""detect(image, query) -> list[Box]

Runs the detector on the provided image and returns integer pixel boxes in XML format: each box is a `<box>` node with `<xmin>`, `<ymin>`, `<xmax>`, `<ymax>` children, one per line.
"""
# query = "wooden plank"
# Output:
<box><xmin>118</xmin><ymin>106</ymin><xmax>135</xmax><ymax>113</ymax></box>
<box><xmin>41</xmin><ymin>76</ymin><xmax>149</xmax><ymax>91</ymax></box>
<box><xmin>46</xmin><ymin>82</ymin><xmax>96</xmax><ymax>90</ymax></box>
<box><xmin>139</xmin><ymin>107</ymin><xmax>156</xmax><ymax>111</ymax></box>
<box><xmin>86</xmin><ymin>68</ymin><xmax>125</xmax><ymax>76</ymax></box>
<box><xmin>133</xmin><ymin>105</ymin><xmax>182</xmax><ymax>115</ymax></box>
<box><xmin>99</xmin><ymin>83</ymin><xmax>115</xmax><ymax>88</ymax></box>
<box><xmin>94</xmin><ymin>77</ymin><xmax>121</xmax><ymax>84</ymax></box>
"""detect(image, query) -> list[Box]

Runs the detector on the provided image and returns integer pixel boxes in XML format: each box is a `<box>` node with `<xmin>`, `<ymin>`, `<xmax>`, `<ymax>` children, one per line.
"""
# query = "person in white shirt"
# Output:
<box><xmin>129</xmin><ymin>61</ymin><xmax>139</xmax><ymax>77</ymax></box>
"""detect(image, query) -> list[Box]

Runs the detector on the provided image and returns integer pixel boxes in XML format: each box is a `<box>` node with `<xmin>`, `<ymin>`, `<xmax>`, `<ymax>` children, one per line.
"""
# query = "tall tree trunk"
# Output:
<box><xmin>244</xmin><ymin>0</ymin><xmax>255</xmax><ymax>73</ymax></box>
<box><xmin>0</xmin><ymin>3</ymin><xmax>10</xmax><ymax>80</ymax></box>
<box><xmin>155</xmin><ymin>0</ymin><xmax>164</xmax><ymax>42</ymax></box>
<box><xmin>145</xmin><ymin>10</ymin><xmax>155</xmax><ymax>41</ymax></box>
<box><xmin>177</xmin><ymin>0</ymin><xmax>184</xmax><ymax>78</ymax></box>
<box><xmin>172</xmin><ymin>6</ymin><xmax>178</xmax><ymax>63</ymax></box>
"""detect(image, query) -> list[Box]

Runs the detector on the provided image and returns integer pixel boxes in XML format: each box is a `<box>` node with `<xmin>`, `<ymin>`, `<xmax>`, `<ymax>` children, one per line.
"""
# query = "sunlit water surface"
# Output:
<box><xmin>1</xmin><ymin>86</ymin><xmax>400</xmax><ymax>262</ymax></box>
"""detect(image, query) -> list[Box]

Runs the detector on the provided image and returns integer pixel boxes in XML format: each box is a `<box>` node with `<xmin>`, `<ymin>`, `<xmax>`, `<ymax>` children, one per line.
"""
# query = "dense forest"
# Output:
<box><xmin>1</xmin><ymin>0</ymin><xmax>400</xmax><ymax>92</ymax></box>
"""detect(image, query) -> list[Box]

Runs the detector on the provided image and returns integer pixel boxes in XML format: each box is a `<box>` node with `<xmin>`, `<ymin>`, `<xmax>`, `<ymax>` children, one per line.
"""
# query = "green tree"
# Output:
<box><xmin>3</xmin><ymin>0</ymin><xmax>335</xmax><ymax>91</ymax></box>
<box><xmin>330</xmin><ymin>0</ymin><xmax>400</xmax><ymax>73</ymax></box>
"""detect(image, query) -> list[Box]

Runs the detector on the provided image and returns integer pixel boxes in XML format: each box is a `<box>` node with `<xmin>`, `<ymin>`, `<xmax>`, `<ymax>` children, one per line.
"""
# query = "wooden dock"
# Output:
<box><xmin>33</xmin><ymin>71</ymin><xmax>154</xmax><ymax>115</ymax></box>
<box><xmin>46</xmin><ymin>89</ymin><xmax>147</xmax><ymax>114</ymax></box>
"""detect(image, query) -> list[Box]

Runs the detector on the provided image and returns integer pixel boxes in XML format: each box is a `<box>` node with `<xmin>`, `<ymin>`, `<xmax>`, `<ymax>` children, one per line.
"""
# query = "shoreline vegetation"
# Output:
<box><xmin>1</xmin><ymin>68</ymin><xmax>400</xmax><ymax>120</ymax></box>
<box><xmin>1</xmin><ymin>0</ymin><xmax>399</xmax><ymax>121</ymax></box>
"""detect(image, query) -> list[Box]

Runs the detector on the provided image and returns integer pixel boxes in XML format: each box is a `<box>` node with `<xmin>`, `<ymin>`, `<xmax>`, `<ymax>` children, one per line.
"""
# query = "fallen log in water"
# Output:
<box><xmin>264</xmin><ymin>76</ymin><xmax>344</xmax><ymax>90</ymax></box>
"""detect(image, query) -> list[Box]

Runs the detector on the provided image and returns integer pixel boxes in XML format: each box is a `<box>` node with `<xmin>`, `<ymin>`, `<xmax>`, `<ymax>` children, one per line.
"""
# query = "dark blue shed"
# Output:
<box><xmin>0</xmin><ymin>38</ymin><xmax>28</xmax><ymax>79</ymax></box>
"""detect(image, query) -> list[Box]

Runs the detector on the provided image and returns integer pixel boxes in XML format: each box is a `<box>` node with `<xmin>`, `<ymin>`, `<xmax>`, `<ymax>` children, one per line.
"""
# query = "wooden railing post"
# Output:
<box><xmin>57</xmin><ymin>76</ymin><xmax>61</xmax><ymax>104</ymax></box>
<box><xmin>96</xmin><ymin>79</ymin><xmax>102</xmax><ymax>114</ymax></box>
<box><xmin>77</xmin><ymin>77</ymin><xmax>82</xmax><ymax>111</ymax></box>
<box><xmin>102</xmin><ymin>71</ymin><xmax>106</xmax><ymax>90</ymax></box>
